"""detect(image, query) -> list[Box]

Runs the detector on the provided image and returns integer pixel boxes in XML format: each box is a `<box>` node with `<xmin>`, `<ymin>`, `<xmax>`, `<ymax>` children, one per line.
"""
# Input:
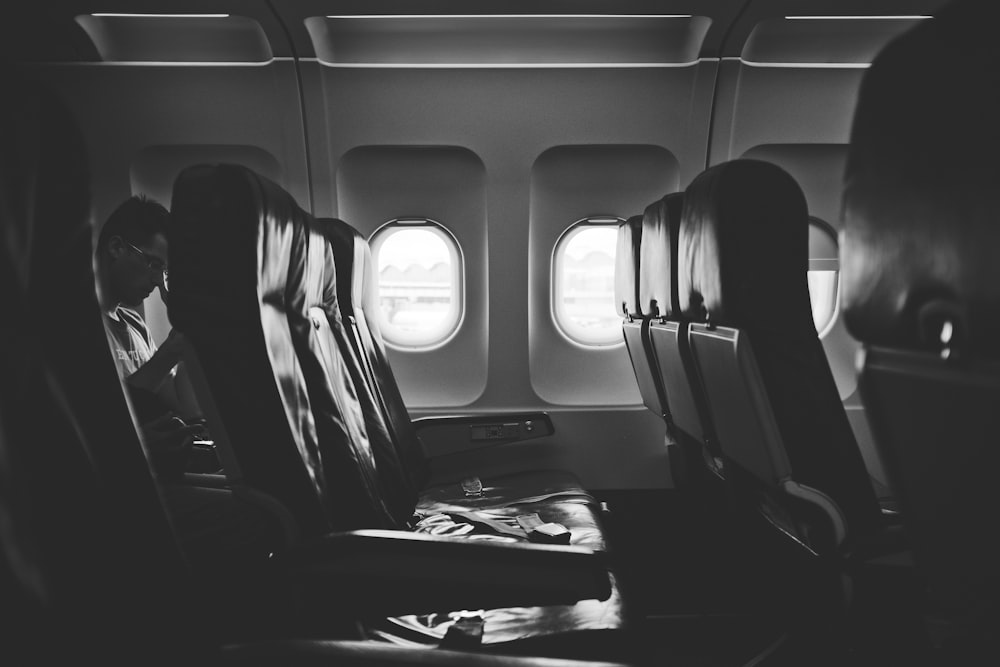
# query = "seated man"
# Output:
<box><xmin>95</xmin><ymin>195</ymin><xmax>217</xmax><ymax>477</ymax></box>
<box><xmin>96</xmin><ymin>195</ymin><xmax>282</xmax><ymax>565</ymax></box>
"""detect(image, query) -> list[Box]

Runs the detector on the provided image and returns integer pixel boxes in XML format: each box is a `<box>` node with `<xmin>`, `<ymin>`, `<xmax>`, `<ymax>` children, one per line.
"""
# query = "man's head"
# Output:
<box><xmin>96</xmin><ymin>195</ymin><xmax>169</xmax><ymax>308</ymax></box>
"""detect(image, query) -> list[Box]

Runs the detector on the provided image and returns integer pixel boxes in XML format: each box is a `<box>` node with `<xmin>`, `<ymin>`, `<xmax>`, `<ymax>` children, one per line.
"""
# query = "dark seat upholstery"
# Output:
<box><xmin>841</xmin><ymin>0</ymin><xmax>1000</xmax><ymax>654</ymax></box>
<box><xmin>615</xmin><ymin>213</ymin><xmax>661</xmax><ymax>416</ymax></box>
<box><xmin>0</xmin><ymin>68</ymin><xmax>633</xmax><ymax>666</ymax></box>
<box><xmin>616</xmin><ymin>197</ymin><xmax>713</xmax><ymax>487</ymax></box>
<box><xmin>637</xmin><ymin>193</ymin><xmax>722</xmax><ymax>483</ymax></box>
<box><xmin>0</xmin><ymin>67</ymin><xmax>205</xmax><ymax>667</ymax></box>
<box><xmin>314</xmin><ymin>217</ymin><xmax>597</xmax><ymax>512</ymax></box>
<box><xmin>310</xmin><ymin>218</ymin><xmax>626</xmax><ymax>658</ymax></box>
<box><xmin>169</xmin><ymin>165</ymin><xmax>400</xmax><ymax>537</ymax></box>
<box><xmin>169</xmin><ymin>167</ymin><xmax>626</xmax><ymax>658</ymax></box>
<box><xmin>677</xmin><ymin>159</ymin><xmax>884</xmax><ymax>557</ymax></box>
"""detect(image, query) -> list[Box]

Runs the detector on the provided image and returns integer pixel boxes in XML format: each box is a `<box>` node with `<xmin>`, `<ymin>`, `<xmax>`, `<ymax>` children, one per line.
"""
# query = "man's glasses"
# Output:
<box><xmin>124</xmin><ymin>240</ymin><xmax>169</xmax><ymax>284</ymax></box>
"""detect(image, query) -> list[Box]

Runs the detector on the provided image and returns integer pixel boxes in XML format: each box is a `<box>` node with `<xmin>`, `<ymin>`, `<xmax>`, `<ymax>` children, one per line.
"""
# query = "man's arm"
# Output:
<box><xmin>126</xmin><ymin>328</ymin><xmax>187</xmax><ymax>394</ymax></box>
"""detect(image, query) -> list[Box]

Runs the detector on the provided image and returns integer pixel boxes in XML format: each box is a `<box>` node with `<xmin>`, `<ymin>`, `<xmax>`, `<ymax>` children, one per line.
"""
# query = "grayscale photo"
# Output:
<box><xmin>1</xmin><ymin>1</ymin><xmax>994</xmax><ymax>665</ymax></box>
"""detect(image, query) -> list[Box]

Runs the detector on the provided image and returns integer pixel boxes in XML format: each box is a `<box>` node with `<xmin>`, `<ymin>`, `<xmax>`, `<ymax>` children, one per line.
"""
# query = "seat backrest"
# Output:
<box><xmin>169</xmin><ymin>165</ymin><xmax>397</xmax><ymax>536</ymax></box>
<box><xmin>638</xmin><ymin>193</ymin><xmax>721</xmax><ymax>472</ymax></box>
<box><xmin>615</xmin><ymin>213</ymin><xmax>663</xmax><ymax>416</ymax></box>
<box><xmin>315</xmin><ymin>217</ymin><xmax>427</xmax><ymax>496</ymax></box>
<box><xmin>309</xmin><ymin>218</ymin><xmax>416</xmax><ymax>524</ymax></box>
<box><xmin>0</xmin><ymin>70</ymin><xmax>202</xmax><ymax>664</ymax></box>
<box><xmin>841</xmin><ymin>0</ymin><xmax>1000</xmax><ymax>643</ymax></box>
<box><xmin>679</xmin><ymin>159</ymin><xmax>882</xmax><ymax>554</ymax></box>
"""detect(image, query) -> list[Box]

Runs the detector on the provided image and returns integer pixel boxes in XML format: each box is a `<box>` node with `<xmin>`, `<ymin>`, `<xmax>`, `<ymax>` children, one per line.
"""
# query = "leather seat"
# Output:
<box><xmin>616</xmin><ymin>213</ymin><xmax>661</xmax><ymax>417</ymax></box>
<box><xmin>636</xmin><ymin>193</ymin><xmax>722</xmax><ymax>485</ymax></box>
<box><xmin>168</xmin><ymin>164</ymin><xmax>395</xmax><ymax>537</ymax></box>
<box><xmin>0</xmin><ymin>67</ymin><xmax>203</xmax><ymax>667</ymax></box>
<box><xmin>677</xmin><ymin>159</ymin><xmax>885</xmax><ymax>558</ymax></box>
<box><xmin>168</xmin><ymin>165</ymin><xmax>627</xmax><ymax>659</ymax></box>
<box><xmin>615</xmin><ymin>198</ymin><xmax>714</xmax><ymax>487</ymax></box>
<box><xmin>314</xmin><ymin>217</ymin><xmax>597</xmax><ymax>513</ymax></box>
<box><xmin>841</xmin><ymin>0</ymin><xmax>1000</xmax><ymax>656</ymax></box>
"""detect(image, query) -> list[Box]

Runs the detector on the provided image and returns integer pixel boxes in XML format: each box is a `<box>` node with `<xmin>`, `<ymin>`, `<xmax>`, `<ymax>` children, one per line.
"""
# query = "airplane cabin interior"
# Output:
<box><xmin>1</xmin><ymin>1</ymin><xmax>997</xmax><ymax>665</ymax></box>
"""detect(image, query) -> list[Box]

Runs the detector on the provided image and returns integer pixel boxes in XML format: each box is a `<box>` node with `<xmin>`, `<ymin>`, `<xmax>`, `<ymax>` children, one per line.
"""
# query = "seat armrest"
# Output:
<box><xmin>412</xmin><ymin>412</ymin><xmax>554</xmax><ymax>457</ymax></box>
<box><xmin>219</xmin><ymin>639</ymin><xmax>633</xmax><ymax>666</ymax></box>
<box><xmin>181</xmin><ymin>472</ymin><xmax>229</xmax><ymax>488</ymax></box>
<box><xmin>274</xmin><ymin>528</ymin><xmax>610</xmax><ymax>617</ymax></box>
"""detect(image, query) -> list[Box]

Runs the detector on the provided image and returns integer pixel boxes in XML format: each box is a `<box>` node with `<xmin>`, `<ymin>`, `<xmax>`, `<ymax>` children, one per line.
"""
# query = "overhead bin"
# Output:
<box><xmin>74</xmin><ymin>13</ymin><xmax>274</xmax><ymax>63</ymax></box>
<box><xmin>305</xmin><ymin>14</ymin><xmax>712</xmax><ymax>66</ymax></box>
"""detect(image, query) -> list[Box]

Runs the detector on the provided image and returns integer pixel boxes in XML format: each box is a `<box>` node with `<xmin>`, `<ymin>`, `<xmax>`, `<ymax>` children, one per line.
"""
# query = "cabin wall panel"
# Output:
<box><xmin>528</xmin><ymin>144</ymin><xmax>680</xmax><ymax>406</ymax></box>
<box><xmin>336</xmin><ymin>145</ymin><xmax>489</xmax><ymax>407</ymax></box>
<box><xmin>305</xmin><ymin>63</ymin><xmax>716</xmax><ymax>488</ymax></box>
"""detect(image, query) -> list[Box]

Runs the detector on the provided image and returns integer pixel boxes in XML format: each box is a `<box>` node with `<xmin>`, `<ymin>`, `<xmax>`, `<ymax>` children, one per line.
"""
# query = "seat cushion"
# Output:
<box><xmin>375</xmin><ymin>472</ymin><xmax>624</xmax><ymax>656</ymax></box>
<box><xmin>371</xmin><ymin>496</ymin><xmax>624</xmax><ymax>658</ymax></box>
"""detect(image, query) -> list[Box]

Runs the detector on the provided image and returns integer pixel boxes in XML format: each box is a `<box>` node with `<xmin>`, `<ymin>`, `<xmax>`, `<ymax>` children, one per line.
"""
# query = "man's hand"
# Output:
<box><xmin>155</xmin><ymin>329</ymin><xmax>187</xmax><ymax>364</ymax></box>
<box><xmin>127</xmin><ymin>329</ymin><xmax>187</xmax><ymax>394</ymax></box>
<box><xmin>141</xmin><ymin>413</ymin><xmax>203</xmax><ymax>479</ymax></box>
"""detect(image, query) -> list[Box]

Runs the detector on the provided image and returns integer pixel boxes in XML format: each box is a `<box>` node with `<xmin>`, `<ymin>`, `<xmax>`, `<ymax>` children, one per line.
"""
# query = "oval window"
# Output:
<box><xmin>370</xmin><ymin>219</ymin><xmax>463</xmax><ymax>349</ymax></box>
<box><xmin>553</xmin><ymin>217</ymin><xmax>624</xmax><ymax>346</ymax></box>
<box><xmin>808</xmin><ymin>217</ymin><xmax>840</xmax><ymax>337</ymax></box>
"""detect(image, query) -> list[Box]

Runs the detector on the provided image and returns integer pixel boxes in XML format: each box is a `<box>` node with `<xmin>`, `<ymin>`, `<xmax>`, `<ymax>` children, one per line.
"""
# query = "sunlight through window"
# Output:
<box><xmin>553</xmin><ymin>219</ymin><xmax>623</xmax><ymax>346</ymax></box>
<box><xmin>371</xmin><ymin>220</ymin><xmax>463</xmax><ymax>348</ymax></box>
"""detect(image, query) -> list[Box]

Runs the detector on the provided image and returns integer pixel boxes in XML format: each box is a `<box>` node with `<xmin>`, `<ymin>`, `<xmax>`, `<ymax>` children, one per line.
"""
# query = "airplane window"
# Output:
<box><xmin>370</xmin><ymin>219</ymin><xmax>463</xmax><ymax>349</ymax></box>
<box><xmin>808</xmin><ymin>217</ymin><xmax>840</xmax><ymax>337</ymax></box>
<box><xmin>552</xmin><ymin>217</ymin><xmax>624</xmax><ymax>346</ymax></box>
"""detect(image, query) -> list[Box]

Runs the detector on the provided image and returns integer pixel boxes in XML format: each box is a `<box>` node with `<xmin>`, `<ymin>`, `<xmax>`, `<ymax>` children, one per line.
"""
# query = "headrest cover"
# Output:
<box><xmin>316</xmin><ymin>218</ymin><xmax>361</xmax><ymax>315</ymax></box>
<box><xmin>639</xmin><ymin>193</ymin><xmax>683</xmax><ymax>319</ymax></box>
<box><xmin>842</xmin><ymin>1</ymin><xmax>1000</xmax><ymax>357</ymax></box>
<box><xmin>679</xmin><ymin>159</ymin><xmax>813</xmax><ymax>333</ymax></box>
<box><xmin>613</xmin><ymin>215</ymin><xmax>643</xmax><ymax>317</ymax></box>
<box><xmin>170</xmin><ymin>164</ymin><xmax>311</xmax><ymax>329</ymax></box>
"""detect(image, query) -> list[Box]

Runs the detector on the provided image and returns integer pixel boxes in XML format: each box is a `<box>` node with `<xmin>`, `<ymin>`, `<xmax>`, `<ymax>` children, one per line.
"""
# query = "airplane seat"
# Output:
<box><xmin>317</xmin><ymin>216</ymin><xmax>429</xmax><ymax>491</ymax></box>
<box><xmin>678</xmin><ymin>159</ymin><xmax>885</xmax><ymax>560</ymax></box>
<box><xmin>0</xmin><ymin>68</ymin><xmax>213</xmax><ymax>664</ymax></box>
<box><xmin>615</xmin><ymin>213</ymin><xmax>661</xmax><ymax>415</ymax></box>
<box><xmin>315</xmin><ymin>217</ymin><xmax>596</xmax><ymax>512</ymax></box>
<box><xmin>169</xmin><ymin>168</ymin><xmax>627</xmax><ymax>659</ymax></box>
<box><xmin>841</xmin><ymin>0</ymin><xmax>1000</xmax><ymax>654</ymax></box>
<box><xmin>169</xmin><ymin>164</ymin><xmax>402</xmax><ymax>536</ymax></box>
<box><xmin>311</xmin><ymin>217</ymin><xmax>628</xmax><ymax>657</ymax></box>
<box><xmin>637</xmin><ymin>193</ymin><xmax>721</xmax><ymax>484</ymax></box>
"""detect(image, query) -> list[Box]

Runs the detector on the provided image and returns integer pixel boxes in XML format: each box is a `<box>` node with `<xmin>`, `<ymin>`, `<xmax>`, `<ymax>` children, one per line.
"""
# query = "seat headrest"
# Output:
<box><xmin>314</xmin><ymin>218</ymin><xmax>382</xmax><ymax>331</ymax></box>
<box><xmin>0</xmin><ymin>74</ymin><xmax>90</xmax><ymax>309</ymax></box>
<box><xmin>314</xmin><ymin>218</ymin><xmax>355</xmax><ymax>316</ymax></box>
<box><xmin>613</xmin><ymin>215</ymin><xmax>643</xmax><ymax>318</ymax></box>
<box><xmin>170</xmin><ymin>164</ymin><xmax>316</xmax><ymax>328</ymax></box>
<box><xmin>679</xmin><ymin>159</ymin><xmax>813</xmax><ymax>333</ymax></box>
<box><xmin>638</xmin><ymin>192</ymin><xmax>683</xmax><ymax>319</ymax></box>
<box><xmin>315</xmin><ymin>218</ymin><xmax>361</xmax><ymax>312</ymax></box>
<box><xmin>842</xmin><ymin>1</ymin><xmax>1000</xmax><ymax>357</ymax></box>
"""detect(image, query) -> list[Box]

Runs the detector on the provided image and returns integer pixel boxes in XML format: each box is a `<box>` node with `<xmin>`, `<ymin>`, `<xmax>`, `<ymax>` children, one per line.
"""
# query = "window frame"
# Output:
<box><xmin>369</xmin><ymin>217</ymin><xmax>465</xmax><ymax>351</ymax></box>
<box><xmin>550</xmin><ymin>215</ymin><xmax>626</xmax><ymax>348</ymax></box>
<box><xmin>808</xmin><ymin>216</ymin><xmax>841</xmax><ymax>339</ymax></box>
